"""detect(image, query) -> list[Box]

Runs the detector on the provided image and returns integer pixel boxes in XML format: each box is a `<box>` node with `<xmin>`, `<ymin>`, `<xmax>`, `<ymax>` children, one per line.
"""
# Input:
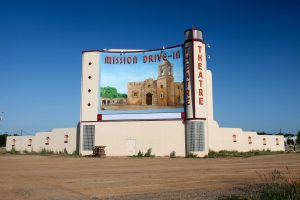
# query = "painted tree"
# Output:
<box><xmin>100</xmin><ymin>87</ymin><xmax>127</xmax><ymax>98</ymax></box>
<box><xmin>296</xmin><ymin>130</ymin><xmax>300</xmax><ymax>144</ymax></box>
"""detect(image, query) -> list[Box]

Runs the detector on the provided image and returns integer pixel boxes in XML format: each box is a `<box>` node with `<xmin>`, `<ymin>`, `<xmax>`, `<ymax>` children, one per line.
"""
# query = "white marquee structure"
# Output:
<box><xmin>6</xmin><ymin>28</ymin><xmax>284</xmax><ymax>156</ymax></box>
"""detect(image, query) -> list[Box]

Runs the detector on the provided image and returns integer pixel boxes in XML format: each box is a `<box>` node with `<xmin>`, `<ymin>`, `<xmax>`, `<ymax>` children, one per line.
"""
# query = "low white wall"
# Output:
<box><xmin>80</xmin><ymin>120</ymin><xmax>186</xmax><ymax>157</ymax></box>
<box><xmin>6</xmin><ymin>128</ymin><xmax>77</xmax><ymax>154</ymax></box>
<box><xmin>208</xmin><ymin>121</ymin><xmax>285</xmax><ymax>152</ymax></box>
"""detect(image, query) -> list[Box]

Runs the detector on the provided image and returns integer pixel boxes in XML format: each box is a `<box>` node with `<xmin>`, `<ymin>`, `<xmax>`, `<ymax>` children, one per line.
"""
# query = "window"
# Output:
<box><xmin>148</xmin><ymin>84</ymin><xmax>151</xmax><ymax>88</ymax></box>
<box><xmin>160</xmin><ymin>85</ymin><xmax>163</xmax><ymax>89</ymax></box>
<box><xmin>276</xmin><ymin>138</ymin><xmax>279</xmax><ymax>145</ymax></box>
<box><xmin>233</xmin><ymin>134</ymin><xmax>237</xmax><ymax>142</ymax></box>
<box><xmin>133</xmin><ymin>92</ymin><xmax>138</xmax><ymax>97</ymax></box>
<box><xmin>45</xmin><ymin>137</ymin><xmax>50</xmax><ymax>145</ymax></box>
<box><xmin>28</xmin><ymin>139</ymin><xmax>32</xmax><ymax>147</ymax></box>
<box><xmin>263</xmin><ymin>138</ymin><xmax>266</xmax><ymax>145</ymax></box>
<box><xmin>64</xmin><ymin>135</ymin><xmax>69</xmax><ymax>143</ymax></box>
<box><xmin>12</xmin><ymin>139</ymin><xmax>16</xmax><ymax>147</ymax></box>
<box><xmin>160</xmin><ymin>93</ymin><xmax>164</xmax><ymax>98</ymax></box>
<box><xmin>186</xmin><ymin>121</ymin><xmax>205</xmax><ymax>151</ymax></box>
<box><xmin>248</xmin><ymin>136</ymin><xmax>252</xmax><ymax>144</ymax></box>
<box><xmin>83</xmin><ymin>125</ymin><xmax>95</xmax><ymax>150</ymax></box>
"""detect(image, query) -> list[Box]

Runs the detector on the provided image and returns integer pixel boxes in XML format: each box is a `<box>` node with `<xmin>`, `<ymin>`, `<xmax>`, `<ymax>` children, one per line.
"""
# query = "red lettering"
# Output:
<box><xmin>127</xmin><ymin>57</ymin><xmax>131</xmax><ymax>64</ymax></box>
<box><xmin>198</xmin><ymin>54</ymin><xmax>202</xmax><ymax>61</ymax></box>
<box><xmin>143</xmin><ymin>56</ymin><xmax>147</xmax><ymax>63</ymax></box>
<box><xmin>163</xmin><ymin>53</ymin><xmax>167</xmax><ymax>61</ymax></box>
<box><xmin>133</xmin><ymin>56</ymin><xmax>137</xmax><ymax>64</ymax></box>
<box><xmin>149</xmin><ymin>55</ymin><xmax>154</xmax><ymax>62</ymax></box>
<box><xmin>198</xmin><ymin>62</ymin><xmax>202</xmax><ymax>70</ymax></box>
<box><xmin>199</xmin><ymin>80</ymin><xmax>203</xmax><ymax>87</ymax></box>
<box><xmin>187</xmin><ymin>98</ymin><xmax>190</xmax><ymax>105</ymax></box>
<box><xmin>199</xmin><ymin>98</ymin><xmax>204</xmax><ymax>105</ymax></box>
<box><xmin>186</xmin><ymin>89</ymin><xmax>190</xmax><ymax>96</ymax></box>
<box><xmin>199</xmin><ymin>89</ymin><xmax>203</xmax><ymax>96</ymax></box>
<box><xmin>198</xmin><ymin>46</ymin><xmax>202</xmax><ymax>52</ymax></box>
<box><xmin>186</xmin><ymin>72</ymin><xmax>190</xmax><ymax>79</ymax></box>
<box><xmin>198</xmin><ymin>71</ymin><xmax>203</xmax><ymax>78</ymax></box>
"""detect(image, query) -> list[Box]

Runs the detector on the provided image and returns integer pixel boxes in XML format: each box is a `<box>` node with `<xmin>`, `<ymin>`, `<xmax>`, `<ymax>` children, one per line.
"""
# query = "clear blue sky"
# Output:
<box><xmin>0</xmin><ymin>0</ymin><xmax>299</xmax><ymax>135</ymax></box>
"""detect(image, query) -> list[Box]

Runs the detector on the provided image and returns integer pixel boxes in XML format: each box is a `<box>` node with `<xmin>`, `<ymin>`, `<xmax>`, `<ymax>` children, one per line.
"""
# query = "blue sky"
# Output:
<box><xmin>0</xmin><ymin>0</ymin><xmax>299</xmax><ymax>135</ymax></box>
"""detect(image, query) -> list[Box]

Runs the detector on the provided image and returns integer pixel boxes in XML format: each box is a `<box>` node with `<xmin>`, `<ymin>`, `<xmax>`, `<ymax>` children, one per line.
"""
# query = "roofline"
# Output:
<box><xmin>82</xmin><ymin>44</ymin><xmax>183</xmax><ymax>54</ymax></box>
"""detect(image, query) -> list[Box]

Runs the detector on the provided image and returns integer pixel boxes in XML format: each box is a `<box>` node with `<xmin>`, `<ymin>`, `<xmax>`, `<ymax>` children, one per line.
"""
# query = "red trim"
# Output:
<box><xmin>81</xmin><ymin>118</ymin><xmax>183</xmax><ymax>123</ymax></box>
<box><xmin>184</xmin><ymin>39</ymin><xmax>205</xmax><ymax>44</ymax></box>
<box><xmin>97</xmin><ymin>114</ymin><xmax>102</xmax><ymax>121</ymax></box>
<box><xmin>185</xmin><ymin>118</ymin><xmax>206</xmax><ymax>120</ymax></box>
<box><xmin>82</xmin><ymin>44</ymin><xmax>183</xmax><ymax>54</ymax></box>
<box><xmin>181</xmin><ymin>112</ymin><xmax>186</xmax><ymax>120</ymax></box>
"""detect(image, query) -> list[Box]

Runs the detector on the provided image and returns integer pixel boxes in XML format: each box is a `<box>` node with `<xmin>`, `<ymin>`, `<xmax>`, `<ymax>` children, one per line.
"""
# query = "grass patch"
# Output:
<box><xmin>219</xmin><ymin>167</ymin><xmax>300</xmax><ymax>200</ymax></box>
<box><xmin>185</xmin><ymin>153</ymin><xmax>198</xmax><ymax>158</ymax></box>
<box><xmin>131</xmin><ymin>148</ymin><xmax>155</xmax><ymax>158</ymax></box>
<box><xmin>7</xmin><ymin>148</ymin><xmax>79</xmax><ymax>157</ymax></box>
<box><xmin>206</xmin><ymin>150</ymin><xmax>285</xmax><ymax>158</ymax></box>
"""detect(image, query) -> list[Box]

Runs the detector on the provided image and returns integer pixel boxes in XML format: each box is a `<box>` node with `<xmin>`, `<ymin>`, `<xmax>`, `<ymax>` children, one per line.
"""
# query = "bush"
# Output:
<box><xmin>39</xmin><ymin>148</ymin><xmax>54</xmax><ymax>155</ymax></box>
<box><xmin>144</xmin><ymin>148</ymin><xmax>155</xmax><ymax>157</ymax></box>
<box><xmin>186</xmin><ymin>153</ymin><xmax>198</xmax><ymax>158</ymax></box>
<box><xmin>9</xmin><ymin>148</ymin><xmax>20</xmax><ymax>154</ymax></box>
<box><xmin>170</xmin><ymin>150</ymin><xmax>176</xmax><ymax>158</ymax></box>
<box><xmin>219</xmin><ymin>168</ymin><xmax>300</xmax><ymax>200</ymax></box>
<box><xmin>137</xmin><ymin>150</ymin><xmax>144</xmax><ymax>157</ymax></box>
<box><xmin>206</xmin><ymin>150</ymin><xmax>284</xmax><ymax>158</ymax></box>
<box><xmin>63</xmin><ymin>148</ymin><xmax>68</xmax><ymax>155</ymax></box>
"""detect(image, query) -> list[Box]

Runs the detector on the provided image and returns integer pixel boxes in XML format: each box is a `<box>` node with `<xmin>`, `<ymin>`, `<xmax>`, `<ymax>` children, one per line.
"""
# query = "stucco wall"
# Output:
<box><xmin>80</xmin><ymin>120</ymin><xmax>186</xmax><ymax>157</ymax></box>
<box><xmin>208</xmin><ymin>121</ymin><xmax>285</xmax><ymax>152</ymax></box>
<box><xmin>6</xmin><ymin>128</ymin><xmax>77</xmax><ymax>153</ymax></box>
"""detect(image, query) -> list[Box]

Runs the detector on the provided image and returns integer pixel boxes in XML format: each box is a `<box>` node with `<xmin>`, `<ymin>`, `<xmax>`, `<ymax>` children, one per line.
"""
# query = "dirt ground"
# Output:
<box><xmin>0</xmin><ymin>154</ymin><xmax>299</xmax><ymax>200</ymax></box>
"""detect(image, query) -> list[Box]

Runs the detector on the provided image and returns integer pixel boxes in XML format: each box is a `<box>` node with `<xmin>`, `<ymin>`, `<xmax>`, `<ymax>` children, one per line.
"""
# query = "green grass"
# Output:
<box><xmin>7</xmin><ymin>148</ymin><xmax>79</xmax><ymax>157</ymax></box>
<box><xmin>205</xmin><ymin>150</ymin><xmax>285</xmax><ymax>158</ymax></box>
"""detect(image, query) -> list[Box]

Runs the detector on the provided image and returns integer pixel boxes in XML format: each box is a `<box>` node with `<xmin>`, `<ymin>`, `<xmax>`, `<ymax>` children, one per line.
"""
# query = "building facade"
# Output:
<box><xmin>6</xmin><ymin>28</ymin><xmax>285</xmax><ymax>156</ymax></box>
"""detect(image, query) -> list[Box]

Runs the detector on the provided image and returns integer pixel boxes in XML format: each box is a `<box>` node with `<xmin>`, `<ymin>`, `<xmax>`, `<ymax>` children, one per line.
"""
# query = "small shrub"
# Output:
<box><xmin>170</xmin><ymin>150</ymin><xmax>176</xmax><ymax>158</ymax></box>
<box><xmin>144</xmin><ymin>148</ymin><xmax>155</xmax><ymax>157</ymax></box>
<box><xmin>63</xmin><ymin>148</ymin><xmax>68</xmax><ymax>155</ymax></box>
<box><xmin>39</xmin><ymin>148</ymin><xmax>54</xmax><ymax>155</ymax></box>
<box><xmin>137</xmin><ymin>150</ymin><xmax>144</xmax><ymax>157</ymax></box>
<box><xmin>23</xmin><ymin>149</ymin><xmax>29</xmax><ymax>154</ymax></box>
<box><xmin>9</xmin><ymin>149</ymin><xmax>20</xmax><ymax>154</ymax></box>
<box><xmin>186</xmin><ymin>153</ymin><xmax>198</xmax><ymax>158</ymax></box>
<box><xmin>206</xmin><ymin>150</ymin><xmax>284</xmax><ymax>158</ymax></box>
<box><xmin>219</xmin><ymin>168</ymin><xmax>300</xmax><ymax>200</ymax></box>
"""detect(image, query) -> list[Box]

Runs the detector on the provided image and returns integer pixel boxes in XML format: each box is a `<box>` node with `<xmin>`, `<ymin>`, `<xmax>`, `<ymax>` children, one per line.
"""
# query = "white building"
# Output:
<box><xmin>6</xmin><ymin>28</ymin><xmax>284</xmax><ymax>156</ymax></box>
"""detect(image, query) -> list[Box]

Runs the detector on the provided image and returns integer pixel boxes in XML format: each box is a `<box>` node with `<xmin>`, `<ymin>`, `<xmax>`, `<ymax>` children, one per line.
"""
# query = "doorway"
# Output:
<box><xmin>146</xmin><ymin>93</ymin><xmax>153</xmax><ymax>105</ymax></box>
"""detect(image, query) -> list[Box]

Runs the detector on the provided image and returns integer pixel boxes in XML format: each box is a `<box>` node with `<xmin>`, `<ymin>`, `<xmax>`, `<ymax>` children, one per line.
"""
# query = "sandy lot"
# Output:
<box><xmin>0</xmin><ymin>153</ymin><xmax>299</xmax><ymax>200</ymax></box>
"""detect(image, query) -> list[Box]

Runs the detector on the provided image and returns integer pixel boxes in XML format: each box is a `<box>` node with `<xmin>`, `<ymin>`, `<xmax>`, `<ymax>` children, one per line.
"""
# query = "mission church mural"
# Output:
<box><xmin>99</xmin><ymin>47</ymin><xmax>184</xmax><ymax>113</ymax></box>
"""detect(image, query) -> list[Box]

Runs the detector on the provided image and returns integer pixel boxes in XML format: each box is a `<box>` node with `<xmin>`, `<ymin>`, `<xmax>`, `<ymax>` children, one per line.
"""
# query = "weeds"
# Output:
<box><xmin>206</xmin><ymin>150</ymin><xmax>284</xmax><ymax>158</ymax></box>
<box><xmin>185</xmin><ymin>153</ymin><xmax>198</xmax><ymax>158</ymax></box>
<box><xmin>131</xmin><ymin>148</ymin><xmax>155</xmax><ymax>158</ymax></box>
<box><xmin>170</xmin><ymin>150</ymin><xmax>176</xmax><ymax>158</ymax></box>
<box><xmin>8</xmin><ymin>148</ymin><xmax>79</xmax><ymax>157</ymax></box>
<box><xmin>220</xmin><ymin>167</ymin><xmax>300</xmax><ymax>200</ymax></box>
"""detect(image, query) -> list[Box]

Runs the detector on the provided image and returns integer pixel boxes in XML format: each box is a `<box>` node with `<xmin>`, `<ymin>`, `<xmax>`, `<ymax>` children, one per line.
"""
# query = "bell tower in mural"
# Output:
<box><xmin>157</xmin><ymin>60</ymin><xmax>175</xmax><ymax>106</ymax></box>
